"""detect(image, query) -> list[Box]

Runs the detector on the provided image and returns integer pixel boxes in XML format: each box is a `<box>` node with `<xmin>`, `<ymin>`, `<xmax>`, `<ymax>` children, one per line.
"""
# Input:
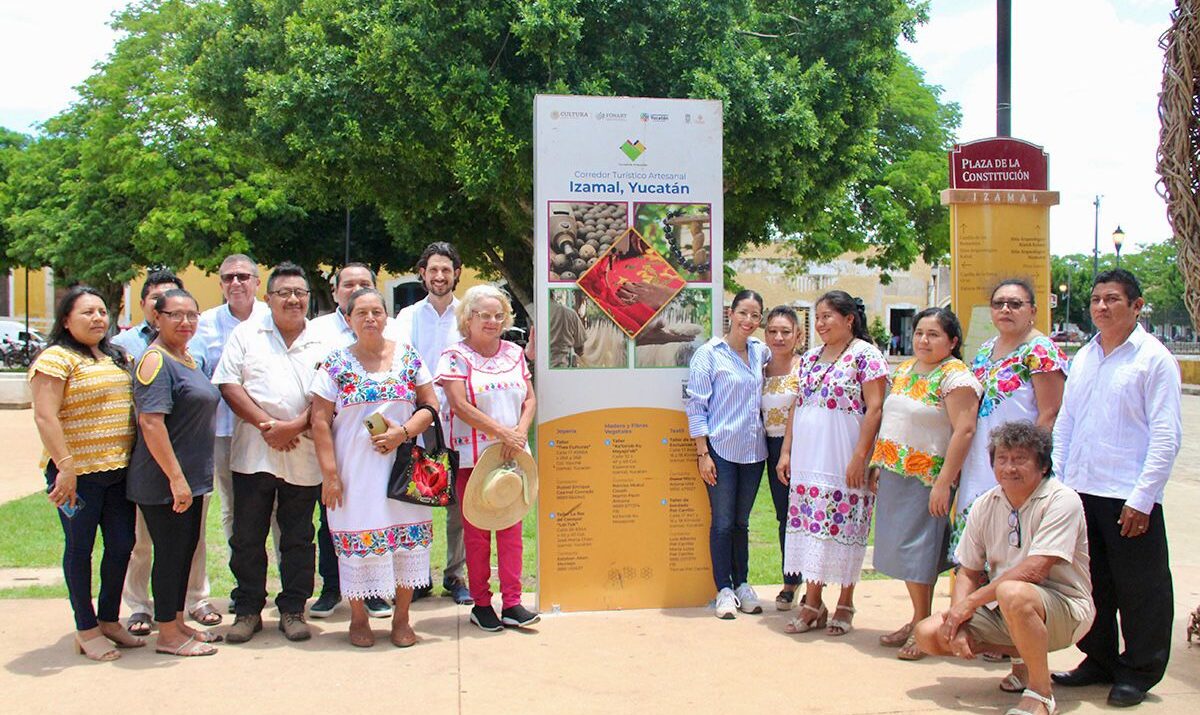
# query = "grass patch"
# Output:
<box><xmin>0</xmin><ymin>470</ymin><xmax>874</xmax><ymax>600</ymax></box>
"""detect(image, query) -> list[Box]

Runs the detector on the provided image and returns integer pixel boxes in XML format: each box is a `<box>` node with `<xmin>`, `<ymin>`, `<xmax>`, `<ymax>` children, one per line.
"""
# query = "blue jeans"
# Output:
<box><xmin>766</xmin><ymin>436</ymin><xmax>801</xmax><ymax>586</ymax></box>
<box><xmin>46</xmin><ymin>463</ymin><xmax>136</xmax><ymax>631</ymax></box>
<box><xmin>705</xmin><ymin>445</ymin><xmax>764</xmax><ymax>591</ymax></box>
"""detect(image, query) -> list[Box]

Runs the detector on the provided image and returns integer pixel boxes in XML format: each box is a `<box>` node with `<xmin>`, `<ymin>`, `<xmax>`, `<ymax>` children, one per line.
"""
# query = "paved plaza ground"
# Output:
<box><xmin>1</xmin><ymin>401</ymin><xmax>1198</xmax><ymax>714</ymax></box>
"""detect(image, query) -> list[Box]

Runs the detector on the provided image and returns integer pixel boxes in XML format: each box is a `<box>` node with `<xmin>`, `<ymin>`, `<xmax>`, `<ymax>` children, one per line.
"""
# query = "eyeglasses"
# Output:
<box><xmin>159</xmin><ymin>310</ymin><xmax>200</xmax><ymax>324</ymax></box>
<box><xmin>269</xmin><ymin>288</ymin><xmax>311</xmax><ymax>299</ymax></box>
<box><xmin>1008</xmin><ymin>507</ymin><xmax>1022</xmax><ymax>549</ymax></box>
<box><xmin>733</xmin><ymin>309</ymin><xmax>763</xmax><ymax>321</ymax></box>
<box><xmin>471</xmin><ymin>311</ymin><xmax>506</xmax><ymax>323</ymax></box>
<box><xmin>220</xmin><ymin>272</ymin><xmax>256</xmax><ymax>284</ymax></box>
<box><xmin>990</xmin><ymin>299</ymin><xmax>1028</xmax><ymax>311</ymax></box>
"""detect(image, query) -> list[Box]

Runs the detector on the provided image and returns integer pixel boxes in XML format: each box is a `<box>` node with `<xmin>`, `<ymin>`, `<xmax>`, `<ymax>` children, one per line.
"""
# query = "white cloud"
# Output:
<box><xmin>905</xmin><ymin>0</ymin><xmax>1176</xmax><ymax>257</ymax></box>
<box><xmin>0</xmin><ymin>1</ymin><xmax>132</xmax><ymax>133</ymax></box>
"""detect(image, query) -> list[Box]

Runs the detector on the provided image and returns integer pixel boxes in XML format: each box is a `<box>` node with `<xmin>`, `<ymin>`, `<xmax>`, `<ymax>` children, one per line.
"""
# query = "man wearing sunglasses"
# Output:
<box><xmin>914</xmin><ymin>421</ymin><xmax>1093</xmax><ymax>715</ymax></box>
<box><xmin>212</xmin><ymin>262</ymin><xmax>328</xmax><ymax>643</ymax></box>
<box><xmin>193</xmin><ymin>254</ymin><xmax>271</xmax><ymax>614</ymax></box>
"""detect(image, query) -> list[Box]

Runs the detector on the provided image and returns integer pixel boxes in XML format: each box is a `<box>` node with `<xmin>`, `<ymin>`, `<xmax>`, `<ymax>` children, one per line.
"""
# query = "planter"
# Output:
<box><xmin>0</xmin><ymin>372</ymin><xmax>31</xmax><ymax>409</ymax></box>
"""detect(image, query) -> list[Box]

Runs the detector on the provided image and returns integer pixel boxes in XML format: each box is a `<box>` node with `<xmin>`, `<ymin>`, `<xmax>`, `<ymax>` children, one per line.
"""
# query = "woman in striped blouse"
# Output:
<box><xmin>686</xmin><ymin>290</ymin><xmax>770</xmax><ymax>620</ymax></box>
<box><xmin>28</xmin><ymin>287</ymin><xmax>142</xmax><ymax>661</ymax></box>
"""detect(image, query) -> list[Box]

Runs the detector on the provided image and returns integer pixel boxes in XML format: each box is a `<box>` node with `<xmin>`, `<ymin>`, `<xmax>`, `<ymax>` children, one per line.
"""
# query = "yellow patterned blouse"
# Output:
<box><xmin>761</xmin><ymin>373</ymin><xmax>800</xmax><ymax>438</ymax></box>
<box><xmin>28</xmin><ymin>345</ymin><xmax>135</xmax><ymax>474</ymax></box>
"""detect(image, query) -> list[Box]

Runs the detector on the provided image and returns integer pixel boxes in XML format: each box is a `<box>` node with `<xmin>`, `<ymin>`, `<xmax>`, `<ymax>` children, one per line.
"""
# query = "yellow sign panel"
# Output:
<box><xmin>945</xmin><ymin>190</ymin><xmax>1059</xmax><ymax>359</ymax></box>
<box><xmin>538</xmin><ymin>408</ymin><xmax>713</xmax><ymax>611</ymax></box>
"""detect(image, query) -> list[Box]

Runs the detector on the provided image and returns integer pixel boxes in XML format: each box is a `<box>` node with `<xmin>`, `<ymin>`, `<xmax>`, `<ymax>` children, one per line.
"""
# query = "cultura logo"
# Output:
<box><xmin>620</xmin><ymin>139</ymin><xmax>646</xmax><ymax>161</ymax></box>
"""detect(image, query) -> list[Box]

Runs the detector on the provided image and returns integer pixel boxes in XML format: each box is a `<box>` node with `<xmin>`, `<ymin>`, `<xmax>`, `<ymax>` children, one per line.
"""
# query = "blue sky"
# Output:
<box><xmin>0</xmin><ymin>1</ymin><xmax>1177</xmax><ymax>258</ymax></box>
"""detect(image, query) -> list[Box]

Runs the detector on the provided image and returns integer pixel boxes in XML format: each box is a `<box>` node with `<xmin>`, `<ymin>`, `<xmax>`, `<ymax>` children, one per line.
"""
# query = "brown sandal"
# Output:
<box><xmin>879</xmin><ymin>622</ymin><xmax>914</xmax><ymax>647</ymax></box>
<box><xmin>897</xmin><ymin>635</ymin><xmax>926</xmax><ymax>661</ymax></box>
<box><xmin>189</xmin><ymin>602</ymin><xmax>224</xmax><ymax>627</ymax></box>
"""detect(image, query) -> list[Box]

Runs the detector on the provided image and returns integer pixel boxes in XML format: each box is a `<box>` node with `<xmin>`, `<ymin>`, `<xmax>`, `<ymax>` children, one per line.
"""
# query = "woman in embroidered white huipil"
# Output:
<box><xmin>776</xmin><ymin>292</ymin><xmax>888</xmax><ymax>637</ymax></box>
<box><xmin>310</xmin><ymin>289</ymin><xmax>437</xmax><ymax>648</ymax></box>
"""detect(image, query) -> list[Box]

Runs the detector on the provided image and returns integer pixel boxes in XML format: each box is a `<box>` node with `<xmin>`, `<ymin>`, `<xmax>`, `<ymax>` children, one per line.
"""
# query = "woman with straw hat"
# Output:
<box><xmin>437</xmin><ymin>285</ymin><xmax>539</xmax><ymax>632</ymax></box>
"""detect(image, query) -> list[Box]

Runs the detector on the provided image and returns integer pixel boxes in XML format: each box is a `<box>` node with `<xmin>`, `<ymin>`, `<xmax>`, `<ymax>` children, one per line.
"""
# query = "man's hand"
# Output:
<box><xmin>940</xmin><ymin>600</ymin><xmax>977</xmax><ymax>641</ymax></box>
<box><xmin>1118</xmin><ymin>504</ymin><xmax>1151</xmax><ymax>538</ymax></box>
<box><xmin>260</xmin><ymin>418</ymin><xmax>302</xmax><ymax>452</ymax></box>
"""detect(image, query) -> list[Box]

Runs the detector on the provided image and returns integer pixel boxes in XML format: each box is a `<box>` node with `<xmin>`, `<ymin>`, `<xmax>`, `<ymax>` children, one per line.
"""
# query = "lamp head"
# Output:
<box><xmin>1112</xmin><ymin>225</ymin><xmax>1126</xmax><ymax>251</ymax></box>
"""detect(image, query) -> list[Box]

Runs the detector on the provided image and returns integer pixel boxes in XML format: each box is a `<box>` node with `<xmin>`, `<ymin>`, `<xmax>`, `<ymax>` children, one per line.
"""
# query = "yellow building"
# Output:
<box><xmin>727</xmin><ymin>243</ymin><xmax>950</xmax><ymax>353</ymax></box>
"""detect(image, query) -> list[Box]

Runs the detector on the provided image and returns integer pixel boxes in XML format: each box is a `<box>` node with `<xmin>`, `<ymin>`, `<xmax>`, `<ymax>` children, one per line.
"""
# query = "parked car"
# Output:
<box><xmin>0</xmin><ymin>320</ymin><xmax>47</xmax><ymax>368</ymax></box>
<box><xmin>1050</xmin><ymin>329</ymin><xmax>1085</xmax><ymax>343</ymax></box>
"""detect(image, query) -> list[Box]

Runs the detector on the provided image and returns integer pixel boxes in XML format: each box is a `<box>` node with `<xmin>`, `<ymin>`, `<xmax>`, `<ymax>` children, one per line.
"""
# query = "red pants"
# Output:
<box><xmin>456</xmin><ymin>468</ymin><xmax>524</xmax><ymax>608</ymax></box>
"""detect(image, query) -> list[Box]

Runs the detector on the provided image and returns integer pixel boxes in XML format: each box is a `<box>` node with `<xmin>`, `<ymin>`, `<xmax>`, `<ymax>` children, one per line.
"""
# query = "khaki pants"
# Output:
<box><xmin>965</xmin><ymin>584</ymin><xmax>1084</xmax><ymax>652</ymax></box>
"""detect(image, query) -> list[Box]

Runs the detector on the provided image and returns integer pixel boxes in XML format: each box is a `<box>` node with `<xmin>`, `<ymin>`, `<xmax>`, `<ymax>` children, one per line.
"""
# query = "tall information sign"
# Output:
<box><xmin>533</xmin><ymin>95</ymin><xmax>723</xmax><ymax>611</ymax></box>
<box><xmin>942</xmin><ymin>138</ymin><xmax>1059</xmax><ymax>359</ymax></box>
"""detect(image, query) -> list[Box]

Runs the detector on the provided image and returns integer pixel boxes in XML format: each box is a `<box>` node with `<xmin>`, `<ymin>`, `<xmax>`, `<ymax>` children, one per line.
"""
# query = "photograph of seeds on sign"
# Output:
<box><xmin>635</xmin><ymin>203</ymin><xmax>712</xmax><ymax>282</ymax></box>
<box><xmin>575</xmin><ymin>227</ymin><xmax>686</xmax><ymax>339</ymax></box>
<box><xmin>548</xmin><ymin>201</ymin><xmax>629</xmax><ymax>282</ymax></box>
<box><xmin>634</xmin><ymin>288</ymin><xmax>712</xmax><ymax>369</ymax></box>
<box><xmin>548</xmin><ymin>287</ymin><xmax>630</xmax><ymax>370</ymax></box>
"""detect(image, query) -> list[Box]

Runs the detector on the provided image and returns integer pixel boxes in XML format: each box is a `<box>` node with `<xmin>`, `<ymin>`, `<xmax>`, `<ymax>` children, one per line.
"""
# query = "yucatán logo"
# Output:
<box><xmin>619</xmin><ymin>139</ymin><xmax>646</xmax><ymax>161</ymax></box>
<box><xmin>639</xmin><ymin>112</ymin><xmax>669</xmax><ymax>123</ymax></box>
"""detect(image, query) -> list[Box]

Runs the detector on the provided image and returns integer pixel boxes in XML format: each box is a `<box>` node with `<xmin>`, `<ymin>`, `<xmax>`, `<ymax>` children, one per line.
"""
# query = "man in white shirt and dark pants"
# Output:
<box><xmin>1051</xmin><ymin>269</ymin><xmax>1182</xmax><ymax>708</ymax></box>
<box><xmin>384</xmin><ymin>241</ymin><xmax>470</xmax><ymax>604</ymax></box>
<box><xmin>213</xmin><ymin>263</ymin><xmax>329</xmax><ymax>643</ymax></box>
<box><xmin>305</xmin><ymin>262</ymin><xmax>393</xmax><ymax>619</ymax></box>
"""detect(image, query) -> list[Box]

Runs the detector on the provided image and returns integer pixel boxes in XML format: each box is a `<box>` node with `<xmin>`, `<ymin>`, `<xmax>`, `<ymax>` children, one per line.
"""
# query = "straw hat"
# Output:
<box><xmin>463</xmin><ymin>445</ymin><xmax>539</xmax><ymax>531</ymax></box>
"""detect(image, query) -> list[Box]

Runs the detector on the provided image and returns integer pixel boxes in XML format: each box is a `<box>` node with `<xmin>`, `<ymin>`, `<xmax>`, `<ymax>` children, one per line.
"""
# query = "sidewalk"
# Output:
<box><xmin>2</xmin><ymin>402</ymin><xmax>1199</xmax><ymax>713</ymax></box>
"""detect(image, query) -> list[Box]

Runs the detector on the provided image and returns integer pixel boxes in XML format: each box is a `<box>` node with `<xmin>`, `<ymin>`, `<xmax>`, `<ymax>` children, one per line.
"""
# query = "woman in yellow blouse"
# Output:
<box><xmin>29</xmin><ymin>287</ymin><xmax>142</xmax><ymax>661</ymax></box>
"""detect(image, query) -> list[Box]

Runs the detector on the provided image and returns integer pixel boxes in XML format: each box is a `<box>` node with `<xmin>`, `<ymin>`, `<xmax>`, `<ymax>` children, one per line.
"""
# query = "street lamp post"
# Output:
<box><xmin>1112</xmin><ymin>225</ymin><xmax>1126</xmax><ymax>269</ymax></box>
<box><xmin>1059</xmin><ymin>280</ymin><xmax>1070</xmax><ymax>331</ymax></box>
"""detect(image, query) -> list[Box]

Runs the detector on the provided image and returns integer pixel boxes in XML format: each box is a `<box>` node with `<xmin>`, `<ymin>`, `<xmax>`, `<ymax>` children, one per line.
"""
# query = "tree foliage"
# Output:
<box><xmin>1051</xmin><ymin>242</ymin><xmax>1192</xmax><ymax>336</ymax></box>
<box><xmin>186</xmin><ymin>0</ymin><xmax>935</xmax><ymax>302</ymax></box>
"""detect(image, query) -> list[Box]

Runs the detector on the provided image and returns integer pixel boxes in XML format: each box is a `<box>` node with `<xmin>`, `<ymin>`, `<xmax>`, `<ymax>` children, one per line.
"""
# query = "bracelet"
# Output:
<box><xmin>696</xmin><ymin>452</ymin><xmax>709</xmax><ymax>459</ymax></box>
<box><xmin>57</xmin><ymin>455</ymin><xmax>74</xmax><ymax>464</ymax></box>
<box><xmin>401</xmin><ymin>425</ymin><xmax>411</xmax><ymax>441</ymax></box>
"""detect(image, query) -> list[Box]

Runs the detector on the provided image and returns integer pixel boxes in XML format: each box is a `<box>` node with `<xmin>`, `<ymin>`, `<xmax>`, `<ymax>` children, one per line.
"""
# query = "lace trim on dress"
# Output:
<box><xmin>338</xmin><ymin>550</ymin><xmax>432</xmax><ymax>600</ymax></box>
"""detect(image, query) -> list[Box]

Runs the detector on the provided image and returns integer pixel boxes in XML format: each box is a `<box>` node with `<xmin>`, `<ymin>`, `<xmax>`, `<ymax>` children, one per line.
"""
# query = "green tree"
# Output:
<box><xmin>0</xmin><ymin>127</ymin><xmax>30</xmax><ymax>271</ymax></box>
<box><xmin>1121</xmin><ymin>240</ymin><xmax>1192</xmax><ymax>335</ymax></box>
<box><xmin>186</xmin><ymin>0</ymin><xmax>931</xmax><ymax>303</ymax></box>
<box><xmin>782</xmin><ymin>54</ymin><xmax>960</xmax><ymax>277</ymax></box>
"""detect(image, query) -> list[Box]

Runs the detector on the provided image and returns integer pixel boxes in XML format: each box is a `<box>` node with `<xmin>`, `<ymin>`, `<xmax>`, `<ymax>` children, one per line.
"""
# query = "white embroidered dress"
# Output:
<box><xmin>309</xmin><ymin>343</ymin><xmax>433</xmax><ymax>598</ymax></box>
<box><xmin>784</xmin><ymin>340</ymin><xmax>889</xmax><ymax>585</ymax></box>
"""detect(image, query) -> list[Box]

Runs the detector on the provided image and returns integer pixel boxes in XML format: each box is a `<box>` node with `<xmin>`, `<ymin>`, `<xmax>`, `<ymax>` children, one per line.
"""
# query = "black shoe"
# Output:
<box><xmin>364</xmin><ymin>597</ymin><xmax>393</xmax><ymax>618</ymax></box>
<box><xmin>470</xmin><ymin>605</ymin><xmax>504</xmax><ymax>632</ymax></box>
<box><xmin>500</xmin><ymin>604</ymin><xmax>541</xmax><ymax>628</ymax></box>
<box><xmin>1051</xmin><ymin>662</ymin><xmax>1113</xmax><ymax>687</ymax></box>
<box><xmin>309</xmin><ymin>591</ymin><xmax>341</xmax><ymax>619</ymax></box>
<box><xmin>227</xmin><ymin>597</ymin><xmax>238</xmax><ymax>615</ymax></box>
<box><xmin>412</xmin><ymin>584</ymin><xmax>433</xmax><ymax>601</ymax></box>
<box><xmin>1107</xmin><ymin>684</ymin><xmax>1147</xmax><ymax>708</ymax></box>
<box><xmin>443</xmin><ymin>579</ymin><xmax>474</xmax><ymax>605</ymax></box>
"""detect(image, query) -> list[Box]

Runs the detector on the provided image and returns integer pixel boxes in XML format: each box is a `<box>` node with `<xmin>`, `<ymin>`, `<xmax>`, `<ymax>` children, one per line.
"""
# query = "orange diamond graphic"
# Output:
<box><xmin>576</xmin><ymin>226</ymin><xmax>686</xmax><ymax>338</ymax></box>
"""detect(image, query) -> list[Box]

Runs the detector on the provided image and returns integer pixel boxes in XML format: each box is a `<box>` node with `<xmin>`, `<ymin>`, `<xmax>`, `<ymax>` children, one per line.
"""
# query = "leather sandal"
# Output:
<box><xmin>784</xmin><ymin>603</ymin><xmax>827</xmax><ymax>634</ymax></box>
<box><xmin>999</xmin><ymin>657</ymin><xmax>1027</xmax><ymax>693</ymax></box>
<box><xmin>827</xmin><ymin>605</ymin><xmax>856</xmax><ymax>636</ymax></box>
<box><xmin>155</xmin><ymin>635</ymin><xmax>217</xmax><ymax>657</ymax></box>
<box><xmin>1006</xmin><ymin>689</ymin><xmax>1056</xmax><ymax>715</ymax></box>
<box><xmin>75</xmin><ymin>633</ymin><xmax>120</xmax><ymax>662</ymax></box>
<box><xmin>100</xmin><ymin>623</ymin><xmax>145</xmax><ymax>649</ymax></box>
<box><xmin>189</xmin><ymin>601</ymin><xmax>224</xmax><ymax>627</ymax></box>
<box><xmin>126</xmin><ymin>612</ymin><xmax>153</xmax><ymax>637</ymax></box>
<box><xmin>880</xmin><ymin>621</ymin><xmax>914</xmax><ymax>647</ymax></box>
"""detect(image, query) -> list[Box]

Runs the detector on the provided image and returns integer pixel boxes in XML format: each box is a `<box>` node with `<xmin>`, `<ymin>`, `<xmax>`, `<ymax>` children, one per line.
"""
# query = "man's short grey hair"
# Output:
<box><xmin>987</xmin><ymin>421</ymin><xmax>1054</xmax><ymax>476</ymax></box>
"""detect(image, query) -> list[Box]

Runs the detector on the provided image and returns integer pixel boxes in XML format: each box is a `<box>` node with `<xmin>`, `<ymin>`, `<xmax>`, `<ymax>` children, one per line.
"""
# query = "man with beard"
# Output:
<box><xmin>384</xmin><ymin>242</ymin><xmax>469</xmax><ymax>603</ymax></box>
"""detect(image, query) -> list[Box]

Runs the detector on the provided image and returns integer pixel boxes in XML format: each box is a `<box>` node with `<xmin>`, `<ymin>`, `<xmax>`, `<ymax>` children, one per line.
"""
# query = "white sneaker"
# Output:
<box><xmin>714</xmin><ymin>588</ymin><xmax>739</xmax><ymax>619</ymax></box>
<box><xmin>735</xmin><ymin>583</ymin><xmax>763</xmax><ymax>614</ymax></box>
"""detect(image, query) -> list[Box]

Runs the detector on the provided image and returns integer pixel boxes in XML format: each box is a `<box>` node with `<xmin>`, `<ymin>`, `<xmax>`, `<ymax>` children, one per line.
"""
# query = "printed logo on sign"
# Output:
<box><xmin>647</xmin><ymin>113</ymin><xmax>669</xmax><ymax>123</ymax></box>
<box><xmin>640</xmin><ymin>112</ymin><xmax>650</xmax><ymax>122</ymax></box>
<box><xmin>558</xmin><ymin>110</ymin><xmax>589</xmax><ymax>120</ymax></box>
<box><xmin>551</xmin><ymin>110</ymin><xmax>559</xmax><ymax>120</ymax></box>
<box><xmin>619</xmin><ymin>139</ymin><xmax>646</xmax><ymax>161</ymax></box>
<box><xmin>596</xmin><ymin>112</ymin><xmax>627</xmax><ymax>121</ymax></box>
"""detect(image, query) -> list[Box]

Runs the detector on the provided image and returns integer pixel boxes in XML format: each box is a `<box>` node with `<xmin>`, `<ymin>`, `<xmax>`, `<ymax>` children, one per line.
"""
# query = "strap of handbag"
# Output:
<box><xmin>413</xmin><ymin>404</ymin><xmax>448</xmax><ymax>451</ymax></box>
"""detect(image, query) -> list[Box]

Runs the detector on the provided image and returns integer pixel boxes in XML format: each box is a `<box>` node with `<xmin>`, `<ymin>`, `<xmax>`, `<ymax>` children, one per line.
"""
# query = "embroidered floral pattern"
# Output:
<box><xmin>788</xmin><ymin>483</ymin><xmax>874</xmax><ymax>545</ymax></box>
<box><xmin>762</xmin><ymin>373</ymin><xmax>799</xmax><ymax>434</ymax></box>
<box><xmin>796</xmin><ymin>341</ymin><xmax>889</xmax><ymax>415</ymax></box>
<box><xmin>973</xmin><ymin>336</ymin><xmax>1068</xmax><ymax>418</ymax></box>
<box><xmin>889</xmin><ymin>358</ymin><xmax>971</xmax><ymax>406</ymax></box>
<box><xmin>871</xmin><ymin>438</ymin><xmax>945</xmax><ymax>486</ymax></box>
<box><xmin>333</xmin><ymin>522</ymin><xmax>434</xmax><ymax>558</ymax></box>
<box><xmin>321</xmin><ymin>346</ymin><xmax>422</xmax><ymax>408</ymax></box>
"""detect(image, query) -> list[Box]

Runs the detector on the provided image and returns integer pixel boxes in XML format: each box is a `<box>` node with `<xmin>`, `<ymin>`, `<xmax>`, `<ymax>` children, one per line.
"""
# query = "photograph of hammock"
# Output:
<box><xmin>548</xmin><ymin>287</ymin><xmax>630</xmax><ymax>369</ymax></box>
<box><xmin>634</xmin><ymin>288</ymin><xmax>712</xmax><ymax>369</ymax></box>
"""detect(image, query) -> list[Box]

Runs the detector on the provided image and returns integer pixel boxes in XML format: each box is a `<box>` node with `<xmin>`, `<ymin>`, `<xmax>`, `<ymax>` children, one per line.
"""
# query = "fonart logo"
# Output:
<box><xmin>619</xmin><ymin>139</ymin><xmax>646</xmax><ymax>161</ymax></box>
<box><xmin>596</xmin><ymin>112</ymin><xmax>627</xmax><ymax>121</ymax></box>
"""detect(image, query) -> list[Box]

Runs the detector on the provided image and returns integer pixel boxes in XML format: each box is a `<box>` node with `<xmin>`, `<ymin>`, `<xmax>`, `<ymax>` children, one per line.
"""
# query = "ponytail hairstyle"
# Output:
<box><xmin>816</xmin><ymin>290</ymin><xmax>870</xmax><ymax>343</ymax></box>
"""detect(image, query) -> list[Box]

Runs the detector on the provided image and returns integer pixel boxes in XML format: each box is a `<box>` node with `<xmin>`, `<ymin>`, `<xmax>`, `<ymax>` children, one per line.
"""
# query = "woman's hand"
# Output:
<box><xmin>47</xmin><ymin>465</ymin><xmax>78</xmax><ymax>508</ymax></box>
<box><xmin>697</xmin><ymin>454</ymin><xmax>717</xmax><ymax>486</ymax></box>
<box><xmin>929</xmin><ymin>479</ymin><xmax>952</xmax><ymax>518</ymax></box>
<box><xmin>867</xmin><ymin>466</ymin><xmax>880</xmax><ymax>495</ymax></box>
<box><xmin>845</xmin><ymin>454</ymin><xmax>867</xmax><ymax>490</ymax></box>
<box><xmin>169</xmin><ymin>477</ymin><xmax>193</xmax><ymax>514</ymax></box>
<box><xmin>323</xmin><ymin>474</ymin><xmax>343</xmax><ymax>510</ymax></box>
<box><xmin>370</xmin><ymin>416</ymin><xmax>410</xmax><ymax>454</ymax></box>
<box><xmin>499</xmin><ymin>427</ymin><xmax>527</xmax><ymax>461</ymax></box>
<box><xmin>776</xmin><ymin>453</ymin><xmax>791</xmax><ymax>485</ymax></box>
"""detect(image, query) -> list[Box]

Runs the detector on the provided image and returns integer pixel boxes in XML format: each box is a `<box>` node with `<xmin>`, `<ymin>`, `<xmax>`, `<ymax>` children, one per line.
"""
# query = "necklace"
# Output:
<box><xmin>804</xmin><ymin>339</ymin><xmax>854</xmax><ymax>396</ymax></box>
